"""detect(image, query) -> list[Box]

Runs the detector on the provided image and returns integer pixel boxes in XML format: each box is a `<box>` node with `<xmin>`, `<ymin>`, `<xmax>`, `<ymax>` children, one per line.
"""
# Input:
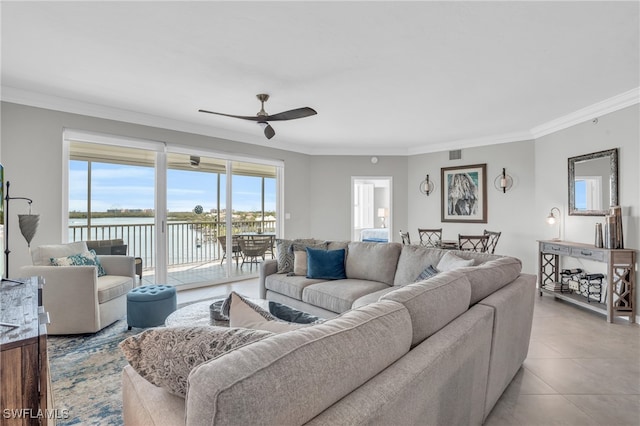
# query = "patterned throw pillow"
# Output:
<box><xmin>275</xmin><ymin>238</ymin><xmax>319</xmax><ymax>273</ymax></box>
<box><xmin>221</xmin><ymin>292</ymin><xmax>317</xmax><ymax>333</ymax></box>
<box><xmin>415</xmin><ymin>265</ymin><xmax>439</xmax><ymax>282</ymax></box>
<box><xmin>119</xmin><ymin>326</ymin><xmax>273</xmax><ymax>397</ymax></box>
<box><xmin>50</xmin><ymin>249</ymin><xmax>106</xmax><ymax>277</ymax></box>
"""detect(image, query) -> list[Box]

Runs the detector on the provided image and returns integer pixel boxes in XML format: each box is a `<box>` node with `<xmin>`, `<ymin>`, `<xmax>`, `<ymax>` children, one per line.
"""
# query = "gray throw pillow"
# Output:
<box><xmin>436</xmin><ymin>251</ymin><xmax>475</xmax><ymax>272</ymax></box>
<box><xmin>119</xmin><ymin>326</ymin><xmax>273</xmax><ymax>397</ymax></box>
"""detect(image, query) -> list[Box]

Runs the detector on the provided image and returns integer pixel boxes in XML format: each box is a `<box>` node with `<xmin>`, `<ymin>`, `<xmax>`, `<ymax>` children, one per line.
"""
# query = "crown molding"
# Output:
<box><xmin>2</xmin><ymin>85</ymin><xmax>638</xmax><ymax>156</ymax></box>
<box><xmin>0</xmin><ymin>86</ymin><xmax>316</xmax><ymax>156</ymax></box>
<box><xmin>530</xmin><ymin>87</ymin><xmax>640</xmax><ymax>139</ymax></box>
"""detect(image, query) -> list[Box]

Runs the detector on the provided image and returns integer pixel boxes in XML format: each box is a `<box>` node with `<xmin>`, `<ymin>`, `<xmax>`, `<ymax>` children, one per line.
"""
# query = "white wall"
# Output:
<box><xmin>2</xmin><ymin>101</ymin><xmax>638</xmax><ymax>315</ymax></box>
<box><xmin>0</xmin><ymin>102</ymin><xmax>313</xmax><ymax>275</ymax></box>
<box><xmin>535</xmin><ymin>104</ymin><xmax>639</xmax><ymax>249</ymax></box>
<box><xmin>408</xmin><ymin>140</ymin><xmax>537</xmax><ymax>273</ymax></box>
<box><xmin>535</xmin><ymin>104</ymin><xmax>639</xmax><ymax>316</ymax></box>
<box><xmin>307</xmin><ymin>156</ymin><xmax>408</xmax><ymax>242</ymax></box>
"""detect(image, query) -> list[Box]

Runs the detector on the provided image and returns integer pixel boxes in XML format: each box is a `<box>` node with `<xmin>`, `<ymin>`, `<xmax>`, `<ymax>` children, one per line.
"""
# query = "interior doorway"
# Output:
<box><xmin>351</xmin><ymin>177</ymin><xmax>392</xmax><ymax>243</ymax></box>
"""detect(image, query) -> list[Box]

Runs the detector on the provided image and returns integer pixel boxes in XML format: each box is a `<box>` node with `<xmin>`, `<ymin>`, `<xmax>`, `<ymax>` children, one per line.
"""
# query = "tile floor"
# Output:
<box><xmin>177</xmin><ymin>281</ymin><xmax>640</xmax><ymax>425</ymax></box>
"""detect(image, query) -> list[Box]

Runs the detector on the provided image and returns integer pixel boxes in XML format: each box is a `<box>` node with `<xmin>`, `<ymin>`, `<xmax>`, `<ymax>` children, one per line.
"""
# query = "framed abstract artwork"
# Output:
<box><xmin>441</xmin><ymin>163</ymin><xmax>487</xmax><ymax>223</ymax></box>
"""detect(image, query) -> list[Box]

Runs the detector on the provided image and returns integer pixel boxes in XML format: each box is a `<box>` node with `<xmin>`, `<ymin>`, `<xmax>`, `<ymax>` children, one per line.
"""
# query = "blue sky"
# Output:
<box><xmin>69</xmin><ymin>161</ymin><xmax>276</xmax><ymax>213</ymax></box>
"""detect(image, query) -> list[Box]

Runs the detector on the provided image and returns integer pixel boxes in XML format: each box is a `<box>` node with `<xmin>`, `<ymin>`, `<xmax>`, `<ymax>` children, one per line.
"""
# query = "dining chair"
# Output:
<box><xmin>399</xmin><ymin>230</ymin><xmax>411</xmax><ymax>245</ymax></box>
<box><xmin>417</xmin><ymin>228</ymin><xmax>442</xmax><ymax>248</ymax></box>
<box><xmin>483</xmin><ymin>230</ymin><xmax>502</xmax><ymax>254</ymax></box>
<box><xmin>218</xmin><ymin>235</ymin><xmax>243</xmax><ymax>266</ymax></box>
<box><xmin>237</xmin><ymin>235</ymin><xmax>272</xmax><ymax>271</ymax></box>
<box><xmin>458</xmin><ymin>234</ymin><xmax>490</xmax><ymax>253</ymax></box>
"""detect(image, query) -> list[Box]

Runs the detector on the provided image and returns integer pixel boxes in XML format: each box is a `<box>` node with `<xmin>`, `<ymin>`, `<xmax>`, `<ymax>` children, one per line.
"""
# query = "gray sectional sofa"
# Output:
<box><xmin>122</xmin><ymin>240</ymin><xmax>535</xmax><ymax>425</ymax></box>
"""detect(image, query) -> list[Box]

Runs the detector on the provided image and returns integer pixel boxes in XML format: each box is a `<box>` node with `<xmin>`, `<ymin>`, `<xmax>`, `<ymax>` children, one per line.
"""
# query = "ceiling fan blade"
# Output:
<box><xmin>263</xmin><ymin>123</ymin><xmax>275</xmax><ymax>139</ymax></box>
<box><xmin>198</xmin><ymin>109</ymin><xmax>262</xmax><ymax>121</ymax></box>
<box><xmin>266</xmin><ymin>107</ymin><xmax>317</xmax><ymax>121</ymax></box>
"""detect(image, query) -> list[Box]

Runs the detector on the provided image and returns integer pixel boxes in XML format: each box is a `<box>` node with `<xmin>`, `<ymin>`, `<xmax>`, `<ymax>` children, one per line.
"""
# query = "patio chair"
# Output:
<box><xmin>218</xmin><ymin>235</ymin><xmax>243</xmax><ymax>266</ymax></box>
<box><xmin>458</xmin><ymin>234</ymin><xmax>490</xmax><ymax>253</ymax></box>
<box><xmin>483</xmin><ymin>230</ymin><xmax>502</xmax><ymax>254</ymax></box>
<box><xmin>417</xmin><ymin>228</ymin><xmax>442</xmax><ymax>248</ymax></box>
<box><xmin>237</xmin><ymin>235</ymin><xmax>272</xmax><ymax>271</ymax></box>
<box><xmin>399</xmin><ymin>230</ymin><xmax>411</xmax><ymax>245</ymax></box>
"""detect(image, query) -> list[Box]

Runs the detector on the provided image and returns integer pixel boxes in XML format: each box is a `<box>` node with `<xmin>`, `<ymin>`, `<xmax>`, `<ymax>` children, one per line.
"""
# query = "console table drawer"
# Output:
<box><xmin>541</xmin><ymin>243</ymin><xmax>571</xmax><ymax>255</ymax></box>
<box><xmin>570</xmin><ymin>247</ymin><xmax>605</xmax><ymax>262</ymax></box>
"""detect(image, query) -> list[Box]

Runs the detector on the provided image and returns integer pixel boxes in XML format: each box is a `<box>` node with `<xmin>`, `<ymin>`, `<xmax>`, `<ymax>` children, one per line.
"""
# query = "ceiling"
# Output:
<box><xmin>2</xmin><ymin>1</ymin><xmax>638</xmax><ymax>156</ymax></box>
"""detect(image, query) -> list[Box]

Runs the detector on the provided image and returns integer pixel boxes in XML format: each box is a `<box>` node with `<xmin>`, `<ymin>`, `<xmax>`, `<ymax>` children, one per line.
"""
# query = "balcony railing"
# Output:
<box><xmin>68</xmin><ymin>219</ymin><xmax>276</xmax><ymax>271</ymax></box>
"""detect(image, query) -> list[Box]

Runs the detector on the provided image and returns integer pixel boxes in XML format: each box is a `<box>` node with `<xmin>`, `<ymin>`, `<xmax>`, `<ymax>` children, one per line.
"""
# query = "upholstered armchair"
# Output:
<box><xmin>19</xmin><ymin>241</ymin><xmax>136</xmax><ymax>335</ymax></box>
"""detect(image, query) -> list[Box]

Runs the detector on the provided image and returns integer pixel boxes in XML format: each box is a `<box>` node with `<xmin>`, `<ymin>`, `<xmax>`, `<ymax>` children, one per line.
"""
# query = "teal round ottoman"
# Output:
<box><xmin>127</xmin><ymin>285</ymin><xmax>177</xmax><ymax>330</ymax></box>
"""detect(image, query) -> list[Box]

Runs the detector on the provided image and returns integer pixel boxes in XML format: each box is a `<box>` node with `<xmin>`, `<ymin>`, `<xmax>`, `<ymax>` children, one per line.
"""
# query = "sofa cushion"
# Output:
<box><xmin>31</xmin><ymin>241</ymin><xmax>89</xmax><ymax>266</ymax></box>
<box><xmin>265</xmin><ymin>274</ymin><xmax>325</xmax><ymax>301</ymax></box>
<box><xmin>119</xmin><ymin>326</ymin><xmax>273</xmax><ymax>397</ymax></box>
<box><xmin>186</xmin><ymin>300</ymin><xmax>412</xmax><ymax>426</ymax></box>
<box><xmin>381</xmin><ymin>270</ymin><xmax>472</xmax><ymax>346</ymax></box>
<box><xmin>393</xmin><ymin>245</ymin><xmax>447</xmax><ymax>286</ymax></box>
<box><xmin>351</xmin><ymin>286</ymin><xmax>397</xmax><ymax>309</ymax></box>
<box><xmin>226</xmin><ymin>292</ymin><xmax>312</xmax><ymax>333</ymax></box>
<box><xmin>302</xmin><ymin>279</ymin><xmax>389</xmax><ymax>313</ymax></box>
<box><xmin>457</xmin><ymin>256</ymin><xmax>523</xmax><ymax>305</ymax></box>
<box><xmin>97</xmin><ymin>275</ymin><xmax>134</xmax><ymax>304</ymax></box>
<box><xmin>306</xmin><ymin>248</ymin><xmax>347</xmax><ymax>280</ymax></box>
<box><xmin>345</xmin><ymin>242</ymin><xmax>402</xmax><ymax>285</ymax></box>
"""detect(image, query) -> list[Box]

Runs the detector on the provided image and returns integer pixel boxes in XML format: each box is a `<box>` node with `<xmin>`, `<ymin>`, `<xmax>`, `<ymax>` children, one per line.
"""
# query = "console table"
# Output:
<box><xmin>1</xmin><ymin>276</ymin><xmax>53</xmax><ymax>425</ymax></box>
<box><xmin>538</xmin><ymin>240</ymin><xmax>636</xmax><ymax>323</ymax></box>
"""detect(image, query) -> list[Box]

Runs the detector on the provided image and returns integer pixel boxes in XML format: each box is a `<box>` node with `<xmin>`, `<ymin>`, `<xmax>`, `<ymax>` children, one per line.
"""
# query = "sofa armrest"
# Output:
<box><xmin>98</xmin><ymin>255</ymin><xmax>136</xmax><ymax>279</ymax></box>
<box><xmin>19</xmin><ymin>265</ymin><xmax>100</xmax><ymax>334</ymax></box>
<box><xmin>259</xmin><ymin>259</ymin><xmax>279</xmax><ymax>299</ymax></box>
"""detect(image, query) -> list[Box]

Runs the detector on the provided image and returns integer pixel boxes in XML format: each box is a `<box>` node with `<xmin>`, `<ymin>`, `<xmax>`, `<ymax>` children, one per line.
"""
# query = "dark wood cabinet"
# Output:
<box><xmin>1</xmin><ymin>277</ymin><xmax>53</xmax><ymax>426</ymax></box>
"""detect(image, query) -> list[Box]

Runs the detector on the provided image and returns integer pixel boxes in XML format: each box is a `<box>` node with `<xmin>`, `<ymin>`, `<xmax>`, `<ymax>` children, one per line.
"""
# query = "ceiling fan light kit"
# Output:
<box><xmin>199</xmin><ymin>94</ymin><xmax>317</xmax><ymax>140</ymax></box>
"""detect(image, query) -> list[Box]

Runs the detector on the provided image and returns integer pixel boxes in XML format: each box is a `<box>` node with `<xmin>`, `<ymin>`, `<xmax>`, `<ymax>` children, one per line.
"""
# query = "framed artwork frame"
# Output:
<box><xmin>441</xmin><ymin>163</ymin><xmax>487</xmax><ymax>223</ymax></box>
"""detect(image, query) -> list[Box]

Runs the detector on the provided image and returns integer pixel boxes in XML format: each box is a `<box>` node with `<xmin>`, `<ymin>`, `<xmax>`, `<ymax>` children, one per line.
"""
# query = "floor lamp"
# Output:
<box><xmin>3</xmin><ymin>181</ymin><xmax>39</xmax><ymax>282</ymax></box>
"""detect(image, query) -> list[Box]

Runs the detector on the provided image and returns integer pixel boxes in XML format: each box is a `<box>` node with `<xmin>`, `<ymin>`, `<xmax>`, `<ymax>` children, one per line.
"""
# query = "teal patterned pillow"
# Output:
<box><xmin>50</xmin><ymin>249</ymin><xmax>106</xmax><ymax>277</ymax></box>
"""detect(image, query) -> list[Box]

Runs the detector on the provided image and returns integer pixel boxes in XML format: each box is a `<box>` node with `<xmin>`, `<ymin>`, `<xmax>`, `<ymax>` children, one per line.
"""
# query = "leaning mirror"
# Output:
<box><xmin>568</xmin><ymin>148</ymin><xmax>618</xmax><ymax>216</ymax></box>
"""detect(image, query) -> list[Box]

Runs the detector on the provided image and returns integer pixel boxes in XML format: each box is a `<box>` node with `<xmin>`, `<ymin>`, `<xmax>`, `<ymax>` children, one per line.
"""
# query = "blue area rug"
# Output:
<box><xmin>48</xmin><ymin>319</ymin><xmax>136</xmax><ymax>425</ymax></box>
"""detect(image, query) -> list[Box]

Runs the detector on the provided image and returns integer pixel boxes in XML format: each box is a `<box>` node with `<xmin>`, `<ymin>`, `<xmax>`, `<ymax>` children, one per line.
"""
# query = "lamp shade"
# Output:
<box><xmin>377</xmin><ymin>208</ymin><xmax>388</xmax><ymax>218</ymax></box>
<box><xmin>18</xmin><ymin>214</ymin><xmax>39</xmax><ymax>246</ymax></box>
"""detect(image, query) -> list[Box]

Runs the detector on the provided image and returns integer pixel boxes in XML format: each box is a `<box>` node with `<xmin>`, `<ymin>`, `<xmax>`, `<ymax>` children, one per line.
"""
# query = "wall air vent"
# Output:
<box><xmin>449</xmin><ymin>150</ymin><xmax>462</xmax><ymax>160</ymax></box>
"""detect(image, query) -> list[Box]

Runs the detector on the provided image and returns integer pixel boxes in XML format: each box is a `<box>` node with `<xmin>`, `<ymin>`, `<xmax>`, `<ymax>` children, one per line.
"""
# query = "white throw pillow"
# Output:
<box><xmin>293</xmin><ymin>250</ymin><xmax>308</xmax><ymax>276</ymax></box>
<box><xmin>227</xmin><ymin>292</ymin><xmax>310</xmax><ymax>333</ymax></box>
<box><xmin>436</xmin><ymin>251</ymin><xmax>475</xmax><ymax>271</ymax></box>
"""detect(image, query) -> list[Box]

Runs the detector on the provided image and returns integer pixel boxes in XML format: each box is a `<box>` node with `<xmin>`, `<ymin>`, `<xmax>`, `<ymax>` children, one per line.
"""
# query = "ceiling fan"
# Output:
<box><xmin>199</xmin><ymin>94</ymin><xmax>317</xmax><ymax>140</ymax></box>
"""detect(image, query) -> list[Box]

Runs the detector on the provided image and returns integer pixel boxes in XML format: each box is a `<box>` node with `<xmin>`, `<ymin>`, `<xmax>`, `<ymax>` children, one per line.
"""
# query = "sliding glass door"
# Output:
<box><xmin>65</xmin><ymin>131</ymin><xmax>282</xmax><ymax>289</ymax></box>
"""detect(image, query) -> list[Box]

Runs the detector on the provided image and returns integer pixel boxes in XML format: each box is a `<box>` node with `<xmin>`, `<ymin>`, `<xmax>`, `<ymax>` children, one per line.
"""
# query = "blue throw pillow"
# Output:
<box><xmin>306</xmin><ymin>247</ymin><xmax>346</xmax><ymax>280</ymax></box>
<box><xmin>415</xmin><ymin>265</ymin><xmax>439</xmax><ymax>282</ymax></box>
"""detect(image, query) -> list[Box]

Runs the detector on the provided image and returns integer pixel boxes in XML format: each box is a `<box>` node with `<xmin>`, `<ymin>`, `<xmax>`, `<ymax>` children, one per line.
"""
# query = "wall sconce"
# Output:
<box><xmin>546</xmin><ymin>207</ymin><xmax>561</xmax><ymax>241</ymax></box>
<box><xmin>419</xmin><ymin>174</ymin><xmax>435</xmax><ymax>196</ymax></box>
<box><xmin>493</xmin><ymin>168</ymin><xmax>513</xmax><ymax>193</ymax></box>
<box><xmin>377</xmin><ymin>208</ymin><xmax>388</xmax><ymax>228</ymax></box>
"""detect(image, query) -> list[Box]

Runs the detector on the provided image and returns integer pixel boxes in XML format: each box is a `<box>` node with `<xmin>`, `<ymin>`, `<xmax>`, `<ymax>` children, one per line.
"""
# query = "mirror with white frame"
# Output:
<box><xmin>568</xmin><ymin>148</ymin><xmax>618</xmax><ymax>216</ymax></box>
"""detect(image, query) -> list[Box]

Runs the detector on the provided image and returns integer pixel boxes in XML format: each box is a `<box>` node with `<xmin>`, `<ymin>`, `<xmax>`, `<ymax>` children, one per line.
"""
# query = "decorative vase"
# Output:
<box><xmin>594</xmin><ymin>223</ymin><xmax>603</xmax><ymax>248</ymax></box>
<box><xmin>604</xmin><ymin>215</ymin><xmax>616</xmax><ymax>249</ymax></box>
<box><xmin>609</xmin><ymin>206</ymin><xmax>623</xmax><ymax>249</ymax></box>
